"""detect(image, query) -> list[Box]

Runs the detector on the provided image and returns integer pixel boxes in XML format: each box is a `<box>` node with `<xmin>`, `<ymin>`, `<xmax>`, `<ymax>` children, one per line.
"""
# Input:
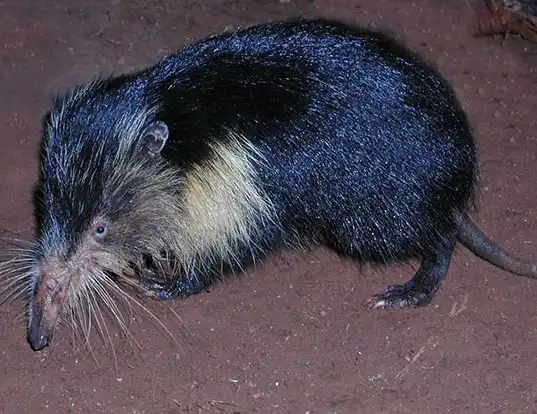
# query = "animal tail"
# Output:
<box><xmin>456</xmin><ymin>212</ymin><xmax>537</xmax><ymax>279</ymax></box>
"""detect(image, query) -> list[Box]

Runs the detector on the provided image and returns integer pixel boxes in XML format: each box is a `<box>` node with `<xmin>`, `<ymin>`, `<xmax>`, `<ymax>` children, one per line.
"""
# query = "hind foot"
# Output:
<box><xmin>366</xmin><ymin>281</ymin><xmax>435</xmax><ymax>309</ymax></box>
<box><xmin>367</xmin><ymin>233</ymin><xmax>456</xmax><ymax>310</ymax></box>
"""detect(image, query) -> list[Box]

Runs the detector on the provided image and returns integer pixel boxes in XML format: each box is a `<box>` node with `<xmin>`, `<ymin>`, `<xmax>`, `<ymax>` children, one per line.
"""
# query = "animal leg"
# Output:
<box><xmin>367</xmin><ymin>233</ymin><xmax>457</xmax><ymax>309</ymax></box>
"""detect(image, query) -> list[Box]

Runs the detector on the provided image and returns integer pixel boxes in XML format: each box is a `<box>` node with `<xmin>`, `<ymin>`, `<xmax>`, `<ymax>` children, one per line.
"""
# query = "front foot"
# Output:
<box><xmin>365</xmin><ymin>281</ymin><xmax>436</xmax><ymax>309</ymax></box>
<box><xmin>138</xmin><ymin>277</ymin><xmax>177</xmax><ymax>300</ymax></box>
<box><xmin>138</xmin><ymin>270</ymin><xmax>207</xmax><ymax>300</ymax></box>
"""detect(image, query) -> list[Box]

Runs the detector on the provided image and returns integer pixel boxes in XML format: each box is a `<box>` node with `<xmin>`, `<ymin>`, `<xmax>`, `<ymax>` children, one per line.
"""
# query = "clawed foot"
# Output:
<box><xmin>365</xmin><ymin>282</ymin><xmax>435</xmax><ymax>309</ymax></box>
<box><xmin>137</xmin><ymin>267</ymin><xmax>208</xmax><ymax>301</ymax></box>
<box><xmin>137</xmin><ymin>275</ymin><xmax>178</xmax><ymax>300</ymax></box>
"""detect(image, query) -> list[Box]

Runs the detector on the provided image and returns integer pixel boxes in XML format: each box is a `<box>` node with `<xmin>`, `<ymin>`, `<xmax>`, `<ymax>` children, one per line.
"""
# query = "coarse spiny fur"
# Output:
<box><xmin>1</xmin><ymin>18</ymin><xmax>535</xmax><ymax>353</ymax></box>
<box><xmin>26</xmin><ymin>77</ymin><xmax>275</xmax><ymax>347</ymax></box>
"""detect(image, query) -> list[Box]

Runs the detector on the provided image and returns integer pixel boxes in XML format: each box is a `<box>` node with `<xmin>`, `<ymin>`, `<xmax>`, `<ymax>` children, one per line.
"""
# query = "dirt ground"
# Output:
<box><xmin>1</xmin><ymin>0</ymin><xmax>537</xmax><ymax>412</ymax></box>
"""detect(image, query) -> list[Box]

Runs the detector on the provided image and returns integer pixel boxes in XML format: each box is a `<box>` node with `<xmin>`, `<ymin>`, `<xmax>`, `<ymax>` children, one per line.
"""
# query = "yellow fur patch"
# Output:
<box><xmin>176</xmin><ymin>132</ymin><xmax>275</xmax><ymax>269</ymax></box>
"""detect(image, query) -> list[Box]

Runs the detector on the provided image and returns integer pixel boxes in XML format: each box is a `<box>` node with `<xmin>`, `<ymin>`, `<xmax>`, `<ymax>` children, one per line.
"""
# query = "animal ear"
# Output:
<box><xmin>139</xmin><ymin>121</ymin><xmax>169</xmax><ymax>157</ymax></box>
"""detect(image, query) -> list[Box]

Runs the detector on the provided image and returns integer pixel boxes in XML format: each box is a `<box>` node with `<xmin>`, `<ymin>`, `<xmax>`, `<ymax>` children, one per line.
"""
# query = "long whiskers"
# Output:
<box><xmin>0</xmin><ymin>253</ymin><xmax>35</xmax><ymax>306</ymax></box>
<box><xmin>61</xmin><ymin>266</ymin><xmax>179</xmax><ymax>357</ymax></box>
<box><xmin>0</xmin><ymin>241</ymin><xmax>182</xmax><ymax>360</ymax></box>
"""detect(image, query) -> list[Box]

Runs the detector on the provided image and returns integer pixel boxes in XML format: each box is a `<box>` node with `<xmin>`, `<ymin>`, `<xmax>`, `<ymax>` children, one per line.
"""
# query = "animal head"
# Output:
<box><xmin>27</xmin><ymin>81</ymin><xmax>183</xmax><ymax>351</ymax></box>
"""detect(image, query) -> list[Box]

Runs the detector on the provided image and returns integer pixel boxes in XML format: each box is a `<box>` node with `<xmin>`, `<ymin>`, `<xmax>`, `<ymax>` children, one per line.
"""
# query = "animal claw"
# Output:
<box><xmin>366</xmin><ymin>283</ymin><xmax>432</xmax><ymax>309</ymax></box>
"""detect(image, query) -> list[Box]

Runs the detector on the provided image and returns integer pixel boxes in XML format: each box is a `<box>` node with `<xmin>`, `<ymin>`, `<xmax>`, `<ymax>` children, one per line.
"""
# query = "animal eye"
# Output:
<box><xmin>94</xmin><ymin>225</ymin><xmax>107</xmax><ymax>238</ymax></box>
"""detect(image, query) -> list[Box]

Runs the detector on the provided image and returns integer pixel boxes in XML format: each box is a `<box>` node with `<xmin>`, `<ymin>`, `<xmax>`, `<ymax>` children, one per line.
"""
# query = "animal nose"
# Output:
<box><xmin>27</xmin><ymin>303</ymin><xmax>55</xmax><ymax>351</ymax></box>
<box><xmin>27</xmin><ymin>330</ymin><xmax>51</xmax><ymax>351</ymax></box>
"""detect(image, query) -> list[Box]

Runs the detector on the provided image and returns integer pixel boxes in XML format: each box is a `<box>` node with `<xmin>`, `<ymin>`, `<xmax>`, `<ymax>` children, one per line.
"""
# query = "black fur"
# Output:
<box><xmin>40</xmin><ymin>19</ymin><xmax>479</xmax><ymax>309</ymax></box>
<box><xmin>140</xmin><ymin>19</ymin><xmax>477</xmax><ymax>306</ymax></box>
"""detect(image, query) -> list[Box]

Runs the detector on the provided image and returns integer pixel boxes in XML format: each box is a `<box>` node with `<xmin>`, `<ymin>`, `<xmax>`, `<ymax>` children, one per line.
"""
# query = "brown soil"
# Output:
<box><xmin>1</xmin><ymin>0</ymin><xmax>537</xmax><ymax>413</ymax></box>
